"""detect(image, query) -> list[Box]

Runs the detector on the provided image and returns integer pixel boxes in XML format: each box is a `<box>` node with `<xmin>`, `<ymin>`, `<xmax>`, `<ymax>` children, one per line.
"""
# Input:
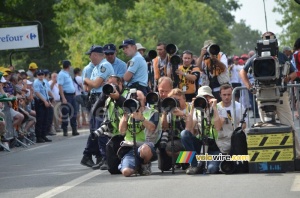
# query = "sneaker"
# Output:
<box><xmin>92</xmin><ymin>158</ymin><xmax>104</xmax><ymax>170</ymax></box>
<box><xmin>186</xmin><ymin>166</ymin><xmax>203</xmax><ymax>175</ymax></box>
<box><xmin>100</xmin><ymin>160</ymin><xmax>108</xmax><ymax>170</ymax></box>
<box><xmin>140</xmin><ymin>163</ymin><xmax>152</xmax><ymax>176</ymax></box>
<box><xmin>80</xmin><ymin>155</ymin><xmax>95</xmax><ymax>167</ymax></box>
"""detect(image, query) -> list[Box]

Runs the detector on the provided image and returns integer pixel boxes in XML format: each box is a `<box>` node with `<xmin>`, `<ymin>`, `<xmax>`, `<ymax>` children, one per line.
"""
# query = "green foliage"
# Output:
<box><xmin>273</xmin><ymin>0</ymin><xmax>300</xmax><ymax>48</ymax></box>
<box><xmin>230</xmin><ymin>20</ymin><xmax>261</xmax><ymax>56</ymax></box>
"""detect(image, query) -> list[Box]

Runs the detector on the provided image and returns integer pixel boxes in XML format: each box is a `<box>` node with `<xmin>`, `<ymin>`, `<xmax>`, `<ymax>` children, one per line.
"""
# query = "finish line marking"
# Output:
<box><xmin>35</xmin><ymin>171</ymin><xmax>106</xmax><ymax>198</ymax></box>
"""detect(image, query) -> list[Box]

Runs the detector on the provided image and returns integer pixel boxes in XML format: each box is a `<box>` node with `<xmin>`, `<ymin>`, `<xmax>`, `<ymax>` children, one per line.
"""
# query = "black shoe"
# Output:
<box><xmin>72</xmin><ymin>128</ymin><xmax>80</xmax><ymax>136</ymax></box>
<box><xmin>80</xmin><ymin>155</ymin><xmax>95</xmax><ymax>167</ymax></box>
<box><xmin>42</xmin><ymin>137</ymin><xmax>52</xmax><ymax>142</ymax></box>
<box><xmin>92</xmin><ymin>158</ymin><xmax>104</xmax><ymax>170</ymax></box>
<box><xmin>48</xmin><ymin>131</ymin><xmax>57</xmax><ymax>136</ymax></box>
<box><xmin>36</xmin><ymin>137</ymin><xmax>45</xmax><ymax>143</ymax></box>
<box><xmin>63</xmin><ymin>129</ymin><xmax>68</xmax><ymax>136</ymax></box>
<box><xmin>100</xmin><ymin>160</ymin><xmax>108</xmax><ymax>170</ymax></box>
<box><xmin>186</xmin><ymin>166</ymin><xmax>203</xmax><ymax>175</ymax></box>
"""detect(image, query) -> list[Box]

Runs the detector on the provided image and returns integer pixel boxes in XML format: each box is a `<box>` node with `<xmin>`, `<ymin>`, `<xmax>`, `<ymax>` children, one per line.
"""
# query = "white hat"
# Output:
<box><xmin>18</xmin><ymin>69</ymin><xmax>25</xmax><ymax>73</ymax></box>
<box><xmin>136</xmin><ymin>43</ymin><xmax>146</xmax><ymax>51</ymax></box>
<box><xmin>0</xmin><ymin>76</ymin><xmax>6</xmax><ymax>83</ymax></box>
<box><xmin>26</xmin><ymin>80</ymin><xmax>33</xmax><ymax>85</ymax></box>
<box><xmin>197</xmin><ymin>86</ymin><xmax>214</xmax><ymax>98</ymax></box>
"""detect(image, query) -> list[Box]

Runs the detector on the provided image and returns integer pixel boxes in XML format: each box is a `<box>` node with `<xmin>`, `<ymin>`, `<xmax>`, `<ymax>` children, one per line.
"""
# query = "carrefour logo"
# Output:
<box><xmin>0</xmin><ymin>32</ymin><xmax>37</xmax><ymax>42</ymax></box>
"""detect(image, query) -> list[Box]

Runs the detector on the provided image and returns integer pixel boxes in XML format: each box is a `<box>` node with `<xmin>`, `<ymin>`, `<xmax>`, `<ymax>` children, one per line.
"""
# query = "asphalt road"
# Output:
<box><xmin>0</xmin><ymin>115</ymin><xmax>300</xmax><ymax>198</ymax></box>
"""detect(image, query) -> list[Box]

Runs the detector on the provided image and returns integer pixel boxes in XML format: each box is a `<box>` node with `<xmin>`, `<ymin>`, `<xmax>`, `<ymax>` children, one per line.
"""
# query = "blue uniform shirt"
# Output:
<box><xmin>33</xmin><ymin>79</ymin><xmax>50</xmax><ymax>101</ymax></box>
<box><xmin>90</xmin><ymin>59</ymin><xmax>114</xmax><ymax>93</ymax></box>
<box><xmin>107</xmin><ymin>57</ymin><xmax>127</xmax><ymax>78</ymax></box>
<box><xmin>57</xmin><ymin>70</ymin><xmax>76</xmax><ymax>93</ymax></box>
<box><xmin>82</xmin><ymin>62</ymin><xmax>95</xmax><ymax>86</ymax></box>
<box><xmin>126</xmin><ymin>52</ymin><xmax>148</xmax><ymax>87</ymax></box>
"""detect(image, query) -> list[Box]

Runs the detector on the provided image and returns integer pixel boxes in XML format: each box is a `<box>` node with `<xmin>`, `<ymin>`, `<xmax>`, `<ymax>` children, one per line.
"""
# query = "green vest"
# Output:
<box><xmin>124</xmin><ymin>108</ymin><xmax>157</xmax><ymax>142</ymax></box>
<box><xmin>105</xmin><ymin>89</ymin><xmax>130</xmax><ymax>136</ymax></box>
<box><xmin>195</xmin><ymin>109</ymin><xmax>218</xmax><ymax>140</ymax></box>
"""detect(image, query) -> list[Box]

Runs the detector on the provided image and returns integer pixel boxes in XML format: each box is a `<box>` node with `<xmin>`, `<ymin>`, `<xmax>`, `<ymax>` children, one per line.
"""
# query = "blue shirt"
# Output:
<box><xmin>33</xmin><ymin>79</ymin><xmax>50</xmax><ymax>101</ymax></box>
<box><xmin>82</xmin><ymin>62</ymin><xmax>95</xmax><ymax>86</ymax></box>
<box><xmin>126</xmin><ymin>52</ymin><xmax>148</xmax><ymax>87</ymax></box>
<box><xmin>57</xmin><ymin>70</ymin><xmax>75</xmax><ymax>93</ymax></box>
<box><xmin>90</xmin><ymin>59</ymin><xmax>115</xmax><ymax>93</ymax></box>
<box><xmin>107</xmin><ymin>57</ymin><xmax>127</xmax><ymax>78</ymax></box>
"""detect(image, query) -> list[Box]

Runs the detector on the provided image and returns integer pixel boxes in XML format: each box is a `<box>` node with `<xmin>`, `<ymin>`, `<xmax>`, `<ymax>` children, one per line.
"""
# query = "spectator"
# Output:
<box><xmin>48</xmin><ymin>72</ymin><xmax>61</xmax><ymax>132</ymax></box>
<box><xmin>27</xmin><ymin>62</ymin><xmax>38</xmax><ymax>82</ymax></box>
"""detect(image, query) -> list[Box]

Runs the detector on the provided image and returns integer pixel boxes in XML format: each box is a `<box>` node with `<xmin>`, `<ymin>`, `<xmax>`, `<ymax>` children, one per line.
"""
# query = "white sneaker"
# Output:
<box><xmin>140</xmin><ymin>163</ymin><xmax>152</xmax><ymax>176</ymax></box>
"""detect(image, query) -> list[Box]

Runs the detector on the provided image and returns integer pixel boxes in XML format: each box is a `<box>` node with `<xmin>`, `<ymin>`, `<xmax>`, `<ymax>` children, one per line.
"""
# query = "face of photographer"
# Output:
<box><xmin>106</xmin><ymin>76</ymin><xmax>123</xmax><ymax>100</ymax></box>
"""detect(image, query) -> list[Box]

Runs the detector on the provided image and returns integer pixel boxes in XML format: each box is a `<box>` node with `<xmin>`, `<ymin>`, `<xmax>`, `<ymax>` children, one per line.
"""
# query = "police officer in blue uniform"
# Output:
<box><xmin>33</xmin><ymin>69</ymin><xmax>54</xmax><ymax>143</ymax></box>
<box><xmin>58</xmin><ymin>60</ymin><xmax>79</xmax><ymax>136</ymax></box>
<box><xmin>81</xmin><ymin>46</ymin><xmax>114</xmax><ymax>168</ymax></box>
<box><xmin>119</xmin><ymin>39</ymin><xmax>149</xmax><ymax>96</ymax></box>
<box><xmin>103</xmin><ymin>43</ymin><xmax>127</xmax><ymax>78</ymax></box>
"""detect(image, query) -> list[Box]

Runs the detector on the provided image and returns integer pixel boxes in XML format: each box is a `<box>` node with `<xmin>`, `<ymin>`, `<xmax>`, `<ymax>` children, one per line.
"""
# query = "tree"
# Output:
<box><xmin>230</xmin><ymin>20</ymin><xmax>261</xmax><ymax>56</ymax></box>
<box><xmin>273</xmin><ymin>0</ymin><xmax>300</xmax><ymax>48</ymax></box>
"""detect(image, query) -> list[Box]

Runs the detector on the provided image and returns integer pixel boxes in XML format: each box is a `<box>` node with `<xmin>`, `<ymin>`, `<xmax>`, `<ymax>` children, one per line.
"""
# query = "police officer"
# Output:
<box><xmin>81</xmin><ymin>46</ymin><xmax>114</xmax><ymax>168</ymax></box>
<box><xmin>119</xmin><ymin>39</ymin><xmax>148</xmax><ymax>96</ymax></box>
<box><xmin>103</xmin><ymin>44</ymin><xmax>127</xmax><ymax>78</ymax></box>
<box><xmin>33</xmin><ymin>69</ymin><xmax>54</xmax><ymax>143</ymax></box>
<box><xmin>58</xmin><ymin>60</ymin><xmax>79</xmax><ymax>136</ymax></box>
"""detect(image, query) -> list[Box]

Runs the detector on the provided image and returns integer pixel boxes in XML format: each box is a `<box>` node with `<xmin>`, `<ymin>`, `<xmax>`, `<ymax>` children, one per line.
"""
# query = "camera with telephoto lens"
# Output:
<box><xmin>103</xmin><ymin>83</ymin><xmax>120</xmax><ymax>95</ymax></box>
<box><xmin>123</xmin><ymin>88</ymin><xmax>140</xmax><ymax>113</ymax></box>
<box><xmin>93</xmin><ymin>120</ymin><xmax>113</xmax><ymax>137</ymax></box>
<box><xmin>146</xmin><ymin>92</ymin><xmax>160</xmax><ymax>105</ymax></box>
<box><xmin>219</xmin><ymin>160</ymin><xmax>236</xmax><ymax>174</ymax></box>
<box><xmin>161</xmin><ymin>97</ymin><xmax>180</xmax><ymax>113</ymax></box>
<box><xmin>193</xmin><ymin>96</ymin><xmax>208</xmax><ymax>111</ymax></box>
<box><xmin>204</xmin><ymin>44</ymin><xmax>220</xmax><ymax>60</ymax></box>
<box><xmin>160</xmin><ymin>130</ymin><xmax>169</xmax><ymax>149</ymax></box>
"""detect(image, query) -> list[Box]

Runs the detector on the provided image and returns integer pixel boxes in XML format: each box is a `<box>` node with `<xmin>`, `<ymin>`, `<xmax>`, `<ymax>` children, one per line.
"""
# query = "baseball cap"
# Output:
<box><xmin>26</xmin><ymin>80</ymin><xmax>33</xmax><ymax>85</ymax></box>
<box><xmin>136</xmin><ymin>43</ymin><xmax>146</xmax><ymax>51</ymax></box>
<box><xmin>0</xmin><ymin>76</ymin><xmax>6</xmax><ymax>83</ymax></box>
<box><xmin>85</xmin><ymin>45</ymin><xmax>103</xmax><ymax>55</ymax></box>
<box><xmin>197</xmin><ymin>86</ymin><xmax>214</xmax><ymax>98</ymax></box>
<box><xmin>119</xmin><ymin>39</ymin><xmax>136</xmax><ymax>49</ymax></box>
<box><xmin>233</xmin><ymin>56</ymin><xmax>239</xmax><ymax>61</ymax></box>
<box><xmin>36</xmin><ymin>69</ymin><xmax>44</xmax><ymax>75</ymax></box>
<box><xmin>103</xmin><ymin>44</ymin><xmax>116</xmax><ymax>53</ymax></box>
<box><xmin>29</xmin><ymin>62</ymin><xmax>38</xmax><ymax>70</ymax></box>
<box><xmin>282</xmin><ymin>46</ymin><xmax>292</xmax><ymax>51</ymax></box>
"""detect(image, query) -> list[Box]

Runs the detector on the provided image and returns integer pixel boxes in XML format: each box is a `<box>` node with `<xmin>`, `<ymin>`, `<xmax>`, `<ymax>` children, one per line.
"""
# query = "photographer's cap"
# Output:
<box><xmin>203</xmin><ymin>40</ymin><xmax>214</xmax><ymax>47</ymax></box>
<box><xmin>197</xmin><ymin>86</ymin><xmax>214</xmax><ymax>98</ymax></box>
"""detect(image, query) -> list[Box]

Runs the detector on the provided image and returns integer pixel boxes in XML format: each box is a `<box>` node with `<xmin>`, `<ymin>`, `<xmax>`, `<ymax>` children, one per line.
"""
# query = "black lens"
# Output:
<box><xmin>123</xmin><ymin>98</ymin><xmax>140</xmax><ymax>113</ymax></box>
<box><xmin>220</xmin><ymin>161</ymin><xmax>236</xmax><ymax>174</ymax></box>
<box><xmin>208</xmin><ymin>44</ymin><xmax>220</xmax><ymax>55</ymax></box>
<box><xmin>161</xmin><ymin>97</ymin><xmax>179</xmax><ymax>112</ymax></box>
<box><xmin>194</xmin><ymin>97</ymin><xmax>208</xmax><ymax>110</ymax></box>
<box><xmin>103</xmin><ymin>84</ymin><xmax>114</xmax><ymax>95</ymax></box>
<box><xmin>146</xmin><ymin>92</ymin><xmax>159</xmax><ymax>105</ymax></box>
<box><xmin>253</xmin><ymin>58</ymin><xmax>276</xmax><ymax>78</ymax></box>
<box><xmin>170</xmin><ymin>55</ymin><xmax>181</xmax><ymax>65</ymax></box>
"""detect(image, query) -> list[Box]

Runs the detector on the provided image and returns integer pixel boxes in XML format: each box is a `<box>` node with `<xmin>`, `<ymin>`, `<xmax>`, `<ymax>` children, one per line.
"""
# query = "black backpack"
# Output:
<box><xmin>106</xmin><ymin>135</ymin><xmax>124</xmax><ymax>174</ymax></box>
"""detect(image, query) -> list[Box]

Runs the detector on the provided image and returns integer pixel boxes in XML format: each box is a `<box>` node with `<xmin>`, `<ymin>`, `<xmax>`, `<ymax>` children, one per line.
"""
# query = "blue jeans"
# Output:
<box><xmin>180</xmin><ymin>130</ymin><xmax>202</xmax><ymax>167</ymax></box>
<box><xmin>207</xmin><ymin>150</ymin><xmax>221</xmax><ymax>174</ymax></box>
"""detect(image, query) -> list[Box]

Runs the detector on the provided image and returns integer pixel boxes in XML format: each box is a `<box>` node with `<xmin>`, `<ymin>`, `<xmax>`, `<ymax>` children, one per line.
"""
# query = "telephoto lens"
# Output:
<box><xmin>193</xmin><ymin>96</ymin><xmax>208</xmax><ymax>111</ymax></box>
<box><xmin>94</xmin><ymin>124</ymin><xmax>109</xmax><ymax>137</ymax></box>
<box><xmin>160</xmin><ymin>130</ymin><xmax>169</xmax><ymax>149</ymax></box>
<box><xmin>103</xmin><ymin>84</ymin><xmax>115</xmax><ymax>95</ymax></box>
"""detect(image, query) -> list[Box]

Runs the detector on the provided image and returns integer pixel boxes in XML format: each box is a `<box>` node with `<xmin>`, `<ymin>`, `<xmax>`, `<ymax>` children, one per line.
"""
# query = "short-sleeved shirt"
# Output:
<box><xmin>126</xmin><ymin>52</ymin><xmax>148</xmax><ymax>87</ymax></box>
<box><xmin>90</xmin><ymin>59</ymin><xmax>114</xmax><ymax>93</ymax></box>
<box><xmin>82</xmin><ymin>62</ymin><xmax>95</xmax><ymax>86</ymax></box>
<box><xmin>48</xmin><ymin>80</ymin><xmax>60</xmax><ymax>101</ymax></box>
<box><xmin>33</xmin><ymin>79</ymin><xmax>50</xmax><ymax>101</ymax></box>
<box><xmin>217</xmin><ymin>101</ymin><xmax>245</xmax><ymax>153</ymax></box>
<box><xmin>57</xmin><ymin>70</ymin><xmax>75</xmax><ymax>94</ymax></box>
<box><xmin>108</xmin><ymin>57</ymin><xmax>127</xmax><ymax>78</ymax></box>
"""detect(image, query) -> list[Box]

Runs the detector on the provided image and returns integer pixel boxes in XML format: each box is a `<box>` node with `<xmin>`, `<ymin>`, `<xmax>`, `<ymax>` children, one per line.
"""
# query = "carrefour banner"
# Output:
<box><xmin>0</xmin><ymin>25</ymin><xmax>40</xmax><ymax>50</ymax></box>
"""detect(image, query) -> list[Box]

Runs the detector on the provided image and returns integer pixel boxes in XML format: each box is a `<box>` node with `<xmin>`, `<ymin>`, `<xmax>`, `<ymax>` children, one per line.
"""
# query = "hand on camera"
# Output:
<box><xmin>132</xmin><ymin>110</ymin><xmax>144</xmax><ymax>121</ymax></box>
<box><xmin>109</xmin><ymin>88</ymin><xmax>120</xmax><ymax>100</ymax></box>
<box><xmin>209</xmin><ymin>98</ymin><xmax>217</xmax><ymax>107</ymax></box>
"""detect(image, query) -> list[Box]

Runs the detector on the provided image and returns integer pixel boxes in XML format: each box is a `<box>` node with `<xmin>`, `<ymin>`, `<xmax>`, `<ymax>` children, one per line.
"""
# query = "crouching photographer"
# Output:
<box><xmin>158</xmin><ymin>88</ymin><xmax>190</xmax><ymax>173</ymax></box>
<box><xmin>118</xmin><ymin>90</ymin><xmax>159</xmax><ymax>177</ymax></box>
<box><xmin>81</xmin><ymin>75</ymin><xmax>129</xmax><ymax>171</ymax></box>
<box><xmin>180</xmin><ymin>86</ymin><xmax>223</xmax><ymax>174</ymax></box>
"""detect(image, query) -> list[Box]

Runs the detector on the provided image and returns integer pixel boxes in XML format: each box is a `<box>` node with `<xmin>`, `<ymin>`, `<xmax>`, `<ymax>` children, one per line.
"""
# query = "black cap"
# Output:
<box><xmin>103</xmin><ymin>44</ymin><xmax>116</xmax><ymax>53</ymax></box>
<box><xmin>119</xmin><ymin>39</ymin><xmax>136</xmax><ymax>49</ymax></box>
<box><xmin>43</xmin><ymin>69</ymin><xmax>50</xmax><ymax>74</ymax></box>
<box><xmin>36</xmin><ymin>69</ymin><xmax>44</xmax><ymax>75</ymax></box>
<box><xmin>85</xmin><ymin>45</ymin><xmax>103</xmax><ymax>55</ymax></box>
<box><xmin>62</xmin><ymin>60</ymin><xmax>71</xmax><ymax>68</ymax></box>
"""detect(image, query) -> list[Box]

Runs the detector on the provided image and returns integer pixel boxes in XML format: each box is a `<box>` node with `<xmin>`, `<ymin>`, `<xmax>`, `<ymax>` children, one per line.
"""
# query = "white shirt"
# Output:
<box><xmin>48</xmin><ymin>80</ymin><xmax>60</xmax><ymax>101</ymax></box>
<box><xmin>74</xmin><ymin>76</ymin><xmax>83</xmax><ymax>96</ymax></box>
<box><xmin>230</xmin><ymin>64</ymin><xmax>243</xmax><ymax>83</ymax></box>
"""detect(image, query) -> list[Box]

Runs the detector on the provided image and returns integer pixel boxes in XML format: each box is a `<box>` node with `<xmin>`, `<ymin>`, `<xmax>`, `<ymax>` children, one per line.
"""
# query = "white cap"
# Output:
<box><xmin>0</xmin><ymin>76</ymin><xmax>6</xmax><ymax>83</ymax></box>
<box><xmin>26</xmin><ymin>80</ymin><xmax>33</xmax><ymax>85</ymax></box>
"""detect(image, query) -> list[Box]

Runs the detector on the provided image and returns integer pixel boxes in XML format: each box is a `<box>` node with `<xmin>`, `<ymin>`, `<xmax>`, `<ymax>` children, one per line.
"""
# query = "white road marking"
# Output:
<box><xmin>35</xmin><ymin>170</ymin><xmax>106</xmax><ymax>198</ymax></box>
<box><xmin>291</xmin><ymin>175</ymin><xmax>300</xmax><ymax>191</ymax></box>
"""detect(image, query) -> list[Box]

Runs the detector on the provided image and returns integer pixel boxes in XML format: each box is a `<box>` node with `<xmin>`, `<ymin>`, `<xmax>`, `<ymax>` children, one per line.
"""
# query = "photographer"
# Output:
<box><xmin>176</xmin><ymin>50</ymin><xmax>200</xmax><ymax>102</ymax></box>
<box><xmin>181</xmin><ymin>86</ymin><xmax>223</xmax><ymax>174</ymax></box>
<box><xmin>240</xmin><ymin>31</ymin><xmax>300</xmax><ymax>159</ymax></box>
<box><xmin>158</xmin><ymin>88</ymin><xmax>190</xmax><ymax>171</ymax></box>
<box><xmin>118</xmin><ymin>90</ymin><xmax>159</xmax><ymax>177</ymax></box>
<box><xmin>196</xmin><ymin>40</ymin><xmax>229</xmax><ymax>102</ymax></box>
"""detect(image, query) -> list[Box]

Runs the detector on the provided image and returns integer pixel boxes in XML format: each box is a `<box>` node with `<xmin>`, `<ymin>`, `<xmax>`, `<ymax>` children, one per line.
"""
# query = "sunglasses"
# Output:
<box><xmin>37</xmin><ymin>73</ymin><xmax>44</xmax><ymax>76</ymax></box>
<box><xmin>105</xmin><ymin>52</ymin><xmax>114</xmax><ymax>56</ymax></box>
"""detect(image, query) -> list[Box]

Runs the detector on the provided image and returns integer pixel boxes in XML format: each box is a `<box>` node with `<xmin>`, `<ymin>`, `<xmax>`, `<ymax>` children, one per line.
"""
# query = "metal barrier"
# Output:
<box><xmin>0</xmin><ymin>102</ymin><xmax>35</xmax><ymax>152</ymax></box>
<box><xmin>232</xmin><ymin>84</ymin><xmax>300</xmax><ymax>129</ymax></box>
